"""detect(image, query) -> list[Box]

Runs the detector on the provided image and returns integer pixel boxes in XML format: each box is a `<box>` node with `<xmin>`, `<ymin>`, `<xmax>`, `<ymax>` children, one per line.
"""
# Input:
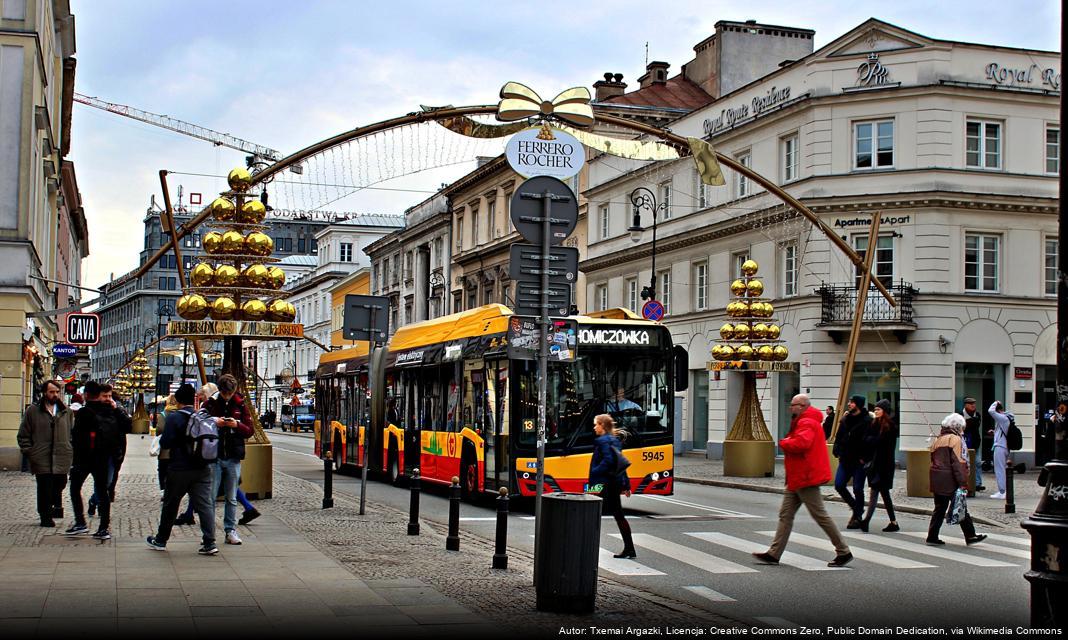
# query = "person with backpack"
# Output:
<box><xmin>988</xmin><ymin>401</ymin><xmax>1012</xmax><ymax>499</ymax></box>
<box><xmin>147</xmin><ymin>383</ymin><xmax>218</xmax><ymax>555</ymax></box>
<box><xmin>17</xmin><ymin>380</ymin><xmax>74</xmax><ymax>527</ymax></box>
<box><xmin>204</xmin><ymin>374</ymin><xmax>255</xmax><ymax>545</ymax></box>
<box><xmin>588</xmin><ymin>413</ymin><xmax>635</xmax><ymax>559</ymax></box>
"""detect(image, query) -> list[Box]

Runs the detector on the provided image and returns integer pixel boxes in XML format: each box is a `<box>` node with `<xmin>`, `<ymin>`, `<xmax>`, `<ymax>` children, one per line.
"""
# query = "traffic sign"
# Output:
<box><xmin>52</xmin><ymin>344</ymin><xmax>78</xmax><ymax>358</ymax></box>
<box><xmin>509</xmin><ymin>176</ymin><xmax>578</xmax><ymax>246</ymax></box>
<box><xmin>508</xmin><ymin>244</ymin><xmax>578</xmax><ymax>283</ymax></box>
<box><xmin>342</xmin><ymin>294</ymin><xmax>390</xmax><ymax>344</ymax></box>
<box><xmin>642</xmin><ymin>300</ymin><xmax>666</xmax><ymax>322</ymax></box>
<box><xmin>513</xmin><ymin>280</ymin><xmax>572</xmax><ymax>318</ymax></box>
<box><xmin>65</xmin><ymin>313</ymin><xmax>100</xmax><ymax>346</ymax></box>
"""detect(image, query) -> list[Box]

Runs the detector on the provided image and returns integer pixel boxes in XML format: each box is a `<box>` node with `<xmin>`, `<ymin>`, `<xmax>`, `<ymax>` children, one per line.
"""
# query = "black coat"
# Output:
<box><xmin>864</xmin><ymin>418</ymin><xmax>899</xmax><ymax>489</ymax></box>
<box><xmin>962</xmin><ymin>409</ymin><xmax>982</xmax><ymax>451</ymax></box>
<box><xmin>833</xmin><ymin>409</ymin><xmax>873</xmax><ymax>466</ymax></box>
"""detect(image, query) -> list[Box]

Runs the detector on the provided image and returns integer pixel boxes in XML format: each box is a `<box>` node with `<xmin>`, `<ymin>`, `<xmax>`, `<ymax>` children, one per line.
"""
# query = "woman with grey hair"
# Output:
<box><xmin>926</xmin><ymin>413</ymin><xmax>986</xmax><ymax>545</ymax></box>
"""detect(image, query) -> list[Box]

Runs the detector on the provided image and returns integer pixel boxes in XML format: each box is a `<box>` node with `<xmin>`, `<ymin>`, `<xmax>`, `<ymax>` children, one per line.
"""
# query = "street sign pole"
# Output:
<box><xmin>535</xmin><ymin>186</ymin><xmax>550</xmax><ymax>539</ymax></box>
<box><xmin>360</xmin><ymin>304</ymin><xmax>375</xmax><ymax>516</ymax></box>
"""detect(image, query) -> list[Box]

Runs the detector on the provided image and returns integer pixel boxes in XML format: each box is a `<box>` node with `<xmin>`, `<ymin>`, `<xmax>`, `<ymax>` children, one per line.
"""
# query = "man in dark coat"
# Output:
<box><xmin>961</xmin><ymin>397</ymin><xmax>984</xmax><ymax>491</ymax></box>
<box><xmin>67</xmin><ymin>380</ymin><xmax>128</xmax><ymax>540</ymax></box>
<box><xmin>833</xmin><ymin>394</ymin><xmax>873</xmax><ymax>529</ymax></box>
<box><xmin>17</xmin><ymin>380</ymin><xmax>74</xmax><ymax>527</ymax></box>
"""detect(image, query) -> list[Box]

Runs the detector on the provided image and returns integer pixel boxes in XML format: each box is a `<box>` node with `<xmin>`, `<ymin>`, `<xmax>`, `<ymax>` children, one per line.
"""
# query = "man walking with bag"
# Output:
<box><xmin>753</xmin><ymin>394</ymin><xmax>853</xmax><ymax>567</ymax></box>
<box><xmin>17</xmin><ymin>380</ymin><xmax>74</xmax><ymax>527</ymax></box>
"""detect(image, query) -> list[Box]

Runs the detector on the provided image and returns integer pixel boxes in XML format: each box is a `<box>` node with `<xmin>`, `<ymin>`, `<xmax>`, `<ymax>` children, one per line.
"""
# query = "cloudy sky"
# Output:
<box><xmin>69</xmin><ymin>0</ymin><xmax>1060</xmax><ymax>290</ymax></box>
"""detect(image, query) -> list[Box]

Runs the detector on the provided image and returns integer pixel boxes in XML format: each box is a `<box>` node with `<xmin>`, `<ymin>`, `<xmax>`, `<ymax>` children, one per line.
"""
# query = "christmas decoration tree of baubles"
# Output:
<box><xmin>176</xmin><ymin>167</ymin><xmax>291</xmax><ymax>325</ymax></box>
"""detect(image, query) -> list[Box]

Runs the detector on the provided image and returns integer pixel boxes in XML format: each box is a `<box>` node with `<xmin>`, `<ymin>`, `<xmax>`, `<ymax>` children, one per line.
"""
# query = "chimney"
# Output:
<box><xmin>637</xmin><ymin>61</ymin><xmax>670</xmax><ymax>89</ymax></box>
<box><xmin>593</xmin><ymin>72</ymin><xmax>627</xmax><ymax>101</ymax></box>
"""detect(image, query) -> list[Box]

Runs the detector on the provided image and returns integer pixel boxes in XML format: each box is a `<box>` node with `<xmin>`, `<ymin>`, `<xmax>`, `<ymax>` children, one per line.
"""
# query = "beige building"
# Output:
<box><xmin>583</xmin><ymin>18</ymin><xmax>1060</xmax><ymax>467</ymax></box>
<box><xmin>0</xmin><ymin>0</ymin><xmax>78</xmax><ymax>468</ymax></box>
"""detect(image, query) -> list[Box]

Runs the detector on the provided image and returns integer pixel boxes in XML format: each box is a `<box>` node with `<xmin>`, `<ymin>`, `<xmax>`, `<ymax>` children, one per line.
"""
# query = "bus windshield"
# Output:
<box><xmin>293</xmin><ymin>405</ymin><xmax>312</xmax><ymax>415</ymax></box>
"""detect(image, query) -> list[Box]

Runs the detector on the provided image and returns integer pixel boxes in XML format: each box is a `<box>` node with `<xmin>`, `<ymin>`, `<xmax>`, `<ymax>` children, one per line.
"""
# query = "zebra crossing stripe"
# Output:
<box><xmin>636</xmin><ymin>495</ymin><xmax>759</xmax><ymax>518</ymax></box>
<box><xmin>598</xmin><ymin>548</ymin><xmax>666</xmax><ymax>576</ymax></box>
<box><xmin>756</xmin><ymin>531</ymin><xmax>935</xmax><ymax>569</ymax></box>
<box><xmin>613</xmin><ymin>533</ymin><xmax>758</xmax><ymax>574</ymax></box>
<box><xmin>840</xmin><ymin>531</ymin><xmax>1016</xmax><ymax>567</ymax></box>
<box><xmin>953</xmin><ymin>532</ymin><xmax>1031</xmax><ymax>548</ymax></box>
<box><xmin>900</xmin><ymin>532</ymin><xmax>1031</xmax><ymax>560</ymax></box>
<box><xmin>684</xmin><ymin>585</ymin><xmax>736</xmax><ymax>603</ymax></box>
<box><xmin>686</xmin><ymin>532</ymin><xmax>847</xmax><ymax>571</ymax></box>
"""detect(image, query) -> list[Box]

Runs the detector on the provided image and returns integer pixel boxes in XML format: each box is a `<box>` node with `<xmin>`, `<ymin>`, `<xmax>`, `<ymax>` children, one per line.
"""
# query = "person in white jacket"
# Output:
<box><xmin>987</xmin><ymin>401</ymin><xmax>1011</xmax><ymax>499</ymax></box>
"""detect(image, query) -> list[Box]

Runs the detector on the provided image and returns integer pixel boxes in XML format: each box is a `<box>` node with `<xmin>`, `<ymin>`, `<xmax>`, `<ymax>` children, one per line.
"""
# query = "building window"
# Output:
<box><xmin>659</xmin><ymin>269</ymin><xmax>671</xmax><ymax>312</ymax></box>
<box><xmin>965</xmin><ymin>233</ymin><xmax>999</xmax><ymax>293</ymax></box>
<box><xmin>626</xmin><ymin>278</ymin><xmax>638</xmax><ymax>312</ymax></box>
<box><xmin>1045</xmin><ymin>237</ymin><xmax>1058</xmax><ymax>296</ymax></box>
<box><xmin>339</xmin><ymin>242</ymin><xmax>353</xmax><ymax>262</ymax></box>
<box><xmin>732</xmin><ymin>252</ymin><xmax>750</xmax><ymax>278</ymax></box>
<box><xmin>693</xmin><ymin>262</ymin><xmax>708</xmax><ymax>311</ymax></box>
<box><xmin>783</xmin><ymin>242</ymin><xmax>798</xmax><ymax>297</ymax></box>
<box><xmin>456</xmin><ymin>217</ymin><xmax>463</xmax><ymax>249</ymax></box>
<box><xmin>467</xmin><ymin>288</ymin><xmax>477</xmax><ymax>310</ymax></box>
<box><xmin>782</xmin><ymin>134</ymin><xmax>799</xmax><ymax>183</ymax></box>
<box><xmin>471</xmin><ymin>209</ymin><xmax>480</xmax><ymax>246</ymax></box>
<box><xmin>453</xmin><ymin>291</ymin><xmax>463</xmax><ymax>313</ymax></box>
<box><xmin>855</xmin><ymin>120</ymin><xmax>894</xmax><ymax>169</ymax></box>
<box><xmin>298</xmin><ymin>236</ymin><xmax>307</xmax><ymax>254</ymax></box>
<box><xmin>694</xmin><ymin>169</ymin><xmax>709</xmax><ymax>210</ymax></box>
<box><xmin>372</xmin><ymin>264</ymin><xmax>379</xmax><ymax>292</ymax></box>
<box><xmin>488</xmin><ymin>200</ymin><xmax>496</xmax><ymax>239</ymax></box>
<box><xmin>966</xmin><ymin>120</ymin><xmax>1002</xmax><ymax>169</ymax></box>
<box><xmin>736</xmin><ymin>151</ymin><xmax>752</xmax><ymax>198</ymax></box>
<box><xmin>596</xmin><ymin>284</ymin><xmax>608</xmax><ymax>311</ymax></box>
<box><xmin>1046</xmin><ymin>126</ymin><xmax>1060</xmax><ymax>174</ymax></box>
<box><xmin>854</xmin><ymin>234</ymin><xmax>894</xmax><ymax>288</ymax></box>
<box><xmin>434</xmin><ymin>238</ymin><xmax>444</xmax><ymax>267</ymax></box>
<box><xmin>598</xmin><ymin>204</ymin><xmax>610</xmax><ymax>240</ymax></box>
<box><xmin>658</xmin><ymin>181</ymin><xmax>671</xmax><ymax>221</ymax></box>
<box><xmin>502</xmin><ymin>284</ymin><xmax>511</xmax><ymax>307</ymax></box>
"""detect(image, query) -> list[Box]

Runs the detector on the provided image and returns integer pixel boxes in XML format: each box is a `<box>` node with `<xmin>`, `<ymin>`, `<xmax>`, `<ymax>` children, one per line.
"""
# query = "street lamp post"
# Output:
<box><xmin>628</xmin><ymin>187</ymin><xmax>667</xmax><ymax>304</ymax></box>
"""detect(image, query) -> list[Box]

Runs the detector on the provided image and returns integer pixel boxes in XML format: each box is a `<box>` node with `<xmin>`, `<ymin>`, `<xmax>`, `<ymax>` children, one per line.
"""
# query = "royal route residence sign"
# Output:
<box><xmin>505</xmin><ymin>126</ymin><xmax>585</xmax><ymax>180</ymax></box>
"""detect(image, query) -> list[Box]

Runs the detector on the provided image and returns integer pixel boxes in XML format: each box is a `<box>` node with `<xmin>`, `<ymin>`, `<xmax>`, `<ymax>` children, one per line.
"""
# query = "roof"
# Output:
<box><xmin>390</xmin><ymin>304</ymin><xmax>513</xmax><ymax>353</ymax></box>
<box><xmin>599</xmin><ymin>74</ymin><xmax>712</xmax><ymax>111</ymax></box>
<box><xmin>278</xmin><ymin>255</ymin><xmax>317</xmax><ymax>266</ymax></box>
<box><xmin>333</xmin><ymin>214</ymin><xmax>405</xmax><ymax>228</ymax></box>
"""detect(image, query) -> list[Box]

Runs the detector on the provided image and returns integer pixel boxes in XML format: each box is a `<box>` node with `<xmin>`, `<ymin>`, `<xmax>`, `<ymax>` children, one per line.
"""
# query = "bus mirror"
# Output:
<box><xmin>673</xmin><ymin>345</ymin><xmax>689</xmax><ymax>392</ymax></box>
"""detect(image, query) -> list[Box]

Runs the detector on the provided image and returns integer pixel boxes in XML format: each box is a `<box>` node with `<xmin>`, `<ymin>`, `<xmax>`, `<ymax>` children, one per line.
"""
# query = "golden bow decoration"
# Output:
<box><xmin>497</xmin><ymin>81</ymin><xmax>595</xmax><ymax>128</ymax></box>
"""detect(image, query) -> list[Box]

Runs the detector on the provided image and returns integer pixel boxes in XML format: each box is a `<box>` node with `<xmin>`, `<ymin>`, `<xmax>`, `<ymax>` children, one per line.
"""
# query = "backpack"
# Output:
<box><xmin>182</xmin><ymin>409</ymin><xmax>219</xmax><ymax>463</ymax></box>
<box><xmin>1007</xmin><ymin>415</ymin><xmax>1023</xmax><ymax>451</ymax></box>
<box><xmin>93</xmin><ymin>406</ymin><xmax>123</xmax><ymax>456</ymax></box>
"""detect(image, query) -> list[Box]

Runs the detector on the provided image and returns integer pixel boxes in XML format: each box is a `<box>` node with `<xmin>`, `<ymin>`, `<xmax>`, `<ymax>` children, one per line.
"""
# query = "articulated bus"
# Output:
<box><xmin>314</xmin><ymin>304</ymin><xmax>687</xmax><ymax>499</ymax></box>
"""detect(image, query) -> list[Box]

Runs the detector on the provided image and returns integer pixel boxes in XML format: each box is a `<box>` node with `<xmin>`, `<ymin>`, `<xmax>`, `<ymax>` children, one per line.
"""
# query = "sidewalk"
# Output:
<box><xmin>673</xmin><ymin>452</ymin><xmax>1045</xmax><ymax>528</ymax></box>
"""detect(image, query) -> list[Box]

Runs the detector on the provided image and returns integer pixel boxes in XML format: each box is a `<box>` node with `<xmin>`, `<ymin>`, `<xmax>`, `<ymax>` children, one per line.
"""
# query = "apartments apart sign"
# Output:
<box><xmin>703</xmin><ymin>86</ymin><xmax>793</xmax><ymax>136</ymax></box>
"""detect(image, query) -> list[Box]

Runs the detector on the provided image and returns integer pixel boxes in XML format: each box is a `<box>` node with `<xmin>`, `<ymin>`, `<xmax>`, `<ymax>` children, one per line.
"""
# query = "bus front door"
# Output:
<box><xmin>403</xmin><ymin>369</ymin><xmax>421</xmax><ymax>477</ymax></box>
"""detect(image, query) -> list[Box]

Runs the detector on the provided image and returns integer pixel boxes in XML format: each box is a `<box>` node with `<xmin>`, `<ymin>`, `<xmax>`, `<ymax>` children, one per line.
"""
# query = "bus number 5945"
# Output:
<box><xmin>642</xmin><ymin>451</ymin><xmax>665</xmax><ymax>462</ymax></box>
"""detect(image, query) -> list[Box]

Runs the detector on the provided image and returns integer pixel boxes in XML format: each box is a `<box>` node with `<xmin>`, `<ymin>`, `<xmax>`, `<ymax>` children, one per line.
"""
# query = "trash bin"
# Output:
<box><xmin>534</xmin><ymin>493</ymin><xmax>601</xmax><ymax>613</ymax></box>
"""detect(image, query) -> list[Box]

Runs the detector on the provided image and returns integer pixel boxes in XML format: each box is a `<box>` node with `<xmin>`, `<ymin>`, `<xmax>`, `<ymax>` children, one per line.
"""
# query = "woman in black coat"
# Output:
<box><xmin>588</xmin><ymin>413</ymin><xmax>634</xmax><ymax>558</ymax></box>
<box><xmin>860</xmin><ymin>403</ymin><xmax>899</xmax><ymax>532</ymax></box>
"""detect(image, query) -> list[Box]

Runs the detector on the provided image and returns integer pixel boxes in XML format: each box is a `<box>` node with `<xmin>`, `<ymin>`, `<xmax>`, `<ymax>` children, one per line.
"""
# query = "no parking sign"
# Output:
<box><xmin>642</xmin><ymin>300</ymin><xmax>665</xmax><ymax>322</ymax></box>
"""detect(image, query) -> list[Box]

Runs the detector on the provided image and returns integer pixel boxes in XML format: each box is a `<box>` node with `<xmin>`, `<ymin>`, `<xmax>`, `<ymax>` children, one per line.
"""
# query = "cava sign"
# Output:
<box><xmin>65</xmin><ymin>313</ymin><xmax>100</xmax><ymax>346</ymax></box>
<box><xmin>505</xmin><ymin>127</ymin><xmax>585</xmax><ymax>179</ymax></box>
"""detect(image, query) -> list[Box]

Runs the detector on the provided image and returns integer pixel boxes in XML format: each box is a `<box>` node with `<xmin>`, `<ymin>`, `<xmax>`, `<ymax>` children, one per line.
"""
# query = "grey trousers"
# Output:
<box><xmin>993</xmin><ymin>445</ymin><xmax>1008</xmax><ymax>493</ymax></box>
<box><xmin>155</xmin><ymin>467</ymin><xmax>216</xmax><ymax>546</ymax></box>
<box><xmin>768</xmin><ymin>485</ymin><xmax>851</xmax><ymax>559</ymax></box>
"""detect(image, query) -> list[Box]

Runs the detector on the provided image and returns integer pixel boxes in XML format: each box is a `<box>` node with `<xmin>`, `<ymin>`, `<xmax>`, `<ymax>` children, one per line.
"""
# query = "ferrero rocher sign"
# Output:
<box><xmin>168</xmin><ymin>320</ymin><xmax>303</xmax><ymax>339</ymax></box>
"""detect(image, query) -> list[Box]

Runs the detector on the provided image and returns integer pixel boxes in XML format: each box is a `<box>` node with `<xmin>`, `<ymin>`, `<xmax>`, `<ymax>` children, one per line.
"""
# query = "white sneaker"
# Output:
<box><xmin>225</xmin><ymin>530</ymin><xmax>242</xmax><ymax>545</ymax></box>
<box><xmin>990</xmin><ymin>492</ymin><xmax>1006</xmax><ymax>499</ymax></box>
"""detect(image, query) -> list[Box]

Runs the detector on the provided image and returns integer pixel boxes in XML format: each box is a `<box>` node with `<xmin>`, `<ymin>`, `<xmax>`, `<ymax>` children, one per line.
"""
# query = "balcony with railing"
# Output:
<box><xmin>816</xmin><ymin>281</ymin><xmax>918</xmax><ymax>344</ymax></box>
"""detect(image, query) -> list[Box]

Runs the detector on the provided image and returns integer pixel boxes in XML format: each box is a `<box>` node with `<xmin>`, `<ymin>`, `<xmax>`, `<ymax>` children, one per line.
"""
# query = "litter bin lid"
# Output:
<box><xmin>543</xmin><ymin>492</ymin><xmax>601</xmax><ymax>502</ymax></box>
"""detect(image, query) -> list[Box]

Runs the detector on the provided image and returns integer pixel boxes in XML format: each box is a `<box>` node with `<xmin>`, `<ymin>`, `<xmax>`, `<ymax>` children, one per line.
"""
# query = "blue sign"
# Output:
<box><xmin>642</xmin><ymin>300</ymin><xmax>665</xmax><ymax>322</ymax></box>
<box><xmin>52</xmin><ymin>344</ymin><xmax>78</xmax><ymax>358</ymax></box>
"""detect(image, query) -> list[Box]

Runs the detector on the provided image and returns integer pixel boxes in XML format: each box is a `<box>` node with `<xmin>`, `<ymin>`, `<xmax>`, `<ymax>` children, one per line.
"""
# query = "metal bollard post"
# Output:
<box><xmin>407</xmin><ymin>468</ymin><xmax>421</xmax><ymax>536</ymax></box>
<box><xmin>446</xmin><ymin>476</ymin><xmax>460</xmax><ymax>551</ymax></box>
<box><xmin>1005</xmin><ymin>456</ymin><xmax>1016</xmax><ymax>514</ymax></box>
<box><xmin>322</xmin><ymin>449</ymin><xmax>334</xmax><ymax>509</ymax></box>
<box><xmin>492</xmin><ymin>487</ymin><xmax>509</xmax><ymax>569</ymax></box>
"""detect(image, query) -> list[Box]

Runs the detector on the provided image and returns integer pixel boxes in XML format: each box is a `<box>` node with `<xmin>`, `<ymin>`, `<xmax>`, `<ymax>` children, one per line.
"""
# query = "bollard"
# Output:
<box><xmin>446</xmin><ymin>476</ymin><xmax>460</xmax><ymax>551</ymax></box>
<box><xmin>407</xmin><ymin>468</ymin><xmax>421</xmax><ymax>536</ymax></box>
<box><xmin>322</xmin><ymin>449</ymin><xmax>334</xmax><ymax>509</ymax></box>
<box><xmin>492</xmin><ymin>487</ymin><xmax>509</xmax><ymax>570</ymax></box>
<box><xmin>1005</xmin><ymin>456</ymin><xmax>1015</xmax><ymax>514</ymax></box>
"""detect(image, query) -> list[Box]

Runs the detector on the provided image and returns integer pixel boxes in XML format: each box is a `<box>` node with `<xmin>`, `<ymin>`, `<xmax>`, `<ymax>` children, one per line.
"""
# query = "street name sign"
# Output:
<box><xmin>65</xmin><ymin>313</ymin><xmax>100</xmax><ymax>346</ymax></box>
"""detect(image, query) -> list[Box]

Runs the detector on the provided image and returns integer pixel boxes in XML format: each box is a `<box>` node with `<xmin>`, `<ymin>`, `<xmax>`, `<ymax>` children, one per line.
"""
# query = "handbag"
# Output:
<box><xmin>946</xmin><ymin>487</ymin><xmax>968</xmax><ymax>525</ymax></box>
<box><xmin>149</xmin><ymin>434</ymin><xmax>162</xmax><ymax>457</ymax></box>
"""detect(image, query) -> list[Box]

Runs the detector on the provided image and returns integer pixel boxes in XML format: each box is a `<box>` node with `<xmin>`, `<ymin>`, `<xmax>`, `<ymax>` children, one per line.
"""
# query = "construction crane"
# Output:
<box><xmin>73</xmin><ymin>92</ymin><xmax>290</xmax><ymax>168</ymax></box>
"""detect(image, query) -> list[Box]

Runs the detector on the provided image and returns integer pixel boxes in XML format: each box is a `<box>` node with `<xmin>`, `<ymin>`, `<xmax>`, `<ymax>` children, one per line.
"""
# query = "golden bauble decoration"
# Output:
<box><xmin>741</xmin><ymin>259</ymin><xmax>759</xmax><ymax>276</ymax></box>
<box><xmin>730</xmin><ymin>279</ymin><xmax>747</xmax><ymax>296</ymax></box>
<box><xmin>720</xmin><ymin>345</ymin><xmax>734</xmax><ymax>360</ymax></box>
<box><xmin>203</xmin><ymin>232</ymin><xmax>224</xmax><ymax>254</ymax></box>
<box><xmin>766</xmin><ymin>324</ymin><xmax>781</xmax><ymax>340</ymax></box>
<box><xmin>752</xmin><ymin>323</ymin><xmax>769</xmax><ymax>339</ymax></box>
<box><xmin>268</xmin><ymin>266</ymin><xmax>285</xmax><ymax>289</ymax></box>
<box><xmin>221</xmin><ymin>231</ymin><xmax>246</xmax><ymax>253</ymax></box>
<box><xmin>267</xmin><ymin>299</ymin><xmax>296</xmax><ymax>322</ymax></box>
<box><xmin>241</xmin><ymin>299</ymin><xmax>267</xmax><ymax>321</ymax></box>
<box><xmin>733</xmin><ymin>301</ymin><xmax>750</xmax><ymax>317</ymax></box>
<box><xmin>211</xmin><ymin>297</ymin><xmax>237</xmax><ymax>320</ymax></box>
<box><xmin>242</xmin><ymin>264</ymin><xmax>270</xmax><ymax>288</ymax></box>
<box><xmin>773</xmin><ymin>346</ymin><xmax>789</xmax><ymax>361</ymax></box>
<box><xmin>711</xmin><ymin>345</ymin><xmax>724</xmax><ymax>360</ymax></box>
<box><xmin>239</xmin><ymin>200</ymin><xmax>267</xmax><ymax>224</ymax></box>
<box><xmin>213</xmin><ymin>265</ymin><xmax>240</xmax><ymax>287</ymax></box>
<box><xmin>757</xmin><ymin>345</ymin><xmax>775</xmax><ymax>361</ymax></box>
<box><xmin>760</xmin><ymin>301</ymin><xmax>775</xmax><ymax>318</ymax></box>
<box><xmin>719</xmin><ymin>323</ymin><xmax>735</xmax><ymax>340</ymax></box>
<box><xmin>736</xmin><ymin>345</ymin><xmax>755</xmax><ymax>360</ymax></box>
<box><xmin>244</xmin><ymin>231</ymin><xmax>273</xmax><ymax>256</ymax></box>
<box><xmin>748</xmin><ymin>301</ymin><xmax>765</xmax><ymax>318</ymax></box>
<box><xmin>733</xmin><ymin>323</ymin><xmax>751</xmax><ymax>340</ymax></box>
<box><xmin>227</xmin><ymin>167</ymin><xmax>253</xmax><ymax>191</ymax></box>
<box><xmin>747</xmin><ymin>279</ymin><xmax>764</xmax><ymax>297</ymax></box>
<box><xmin>190</xmin><ymin>263</ymin><xmax>215</xmax><ymax>287</ymax></box>
<box><xmin>177</xmin><ymin>294</ymin><xmax>209</xmax><ymax>320</ymax></box>
<box><xmin>211</xmin><ymin>197</ymin><xmax>236</xmax><ymax>221</ymax></box>
<box><xmin>280</xmin><ymin>301</ymin><xmax>296</xmax><ymax>322</ymax></box>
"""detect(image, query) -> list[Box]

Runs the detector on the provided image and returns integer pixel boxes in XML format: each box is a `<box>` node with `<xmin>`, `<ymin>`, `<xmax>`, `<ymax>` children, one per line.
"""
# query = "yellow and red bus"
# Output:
<box><xmin>314</xmin><ymin>304</ymin><xmax>686</xmax><ymax>499</ymax></box>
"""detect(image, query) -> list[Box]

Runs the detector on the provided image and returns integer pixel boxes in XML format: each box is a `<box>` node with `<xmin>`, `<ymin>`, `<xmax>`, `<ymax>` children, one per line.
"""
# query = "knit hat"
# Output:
<box><xmin>850</xmin><ymin>394</ymin><xmax>866</xmax><ymax>408</ymax></box>
<box><xmin>875</xmin><ymin>398</ymin><xmax>892</xmax><ymax>412</ymax></box>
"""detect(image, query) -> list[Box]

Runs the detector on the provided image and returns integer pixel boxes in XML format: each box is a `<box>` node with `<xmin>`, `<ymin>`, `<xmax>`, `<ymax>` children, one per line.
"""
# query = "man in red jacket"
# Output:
<box><xmin>752</xmin><ymin>394</ymin><xmax>853</xmax><ymax>567</ymax></box>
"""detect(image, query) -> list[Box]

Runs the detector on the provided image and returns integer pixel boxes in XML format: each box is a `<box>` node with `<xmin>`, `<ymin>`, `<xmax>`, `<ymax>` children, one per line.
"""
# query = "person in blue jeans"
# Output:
<box><xmin>204</xmin><ymin>374</ymin><xmax>254</xmax><ymax>545</ymax></box>
<box><xmin>832</xmin><ymin>395</ymin><xmax>874</xmax><ymax>529</ymax></box>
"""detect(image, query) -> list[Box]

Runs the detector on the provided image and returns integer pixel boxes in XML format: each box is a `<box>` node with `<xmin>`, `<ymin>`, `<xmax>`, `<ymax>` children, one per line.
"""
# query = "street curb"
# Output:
<box><xmin>674</xmin><ymin>475</ymin><xmax>1007</xmax><ymax>528</ymax></box>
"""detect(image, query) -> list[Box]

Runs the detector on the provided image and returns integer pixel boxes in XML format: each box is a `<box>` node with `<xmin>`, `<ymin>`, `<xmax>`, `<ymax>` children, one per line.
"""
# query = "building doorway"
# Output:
<box><xmin>691</xmin><ymin>370</ymin><xmax>708</xmax><ymax>450</ymax></box>
<box><xmin>849</xmin><ymin>362</ymin><xmax>901</xmax><ymax>463</ymax></box>
<box><xmin>955</xmin><ymin>362</ymin><xmax>1006</xmax><ymax>466</ymax></box>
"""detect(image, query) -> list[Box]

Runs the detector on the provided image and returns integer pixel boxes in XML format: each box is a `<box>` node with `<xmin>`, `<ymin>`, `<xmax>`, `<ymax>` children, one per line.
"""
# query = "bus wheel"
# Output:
<box><xmin>388</xmin><ymin>442</ymin><xmax>401</xmax><ymax>485</ymax></box>
<box><xmin>461</xmin><ymin>451</ymin><xmax>478</xmax><ymax>502</ymax></box>
<box><xmin>332</xmin><ymin>435</ymin><xmax>343</xmax><ymax>472</ymax></box>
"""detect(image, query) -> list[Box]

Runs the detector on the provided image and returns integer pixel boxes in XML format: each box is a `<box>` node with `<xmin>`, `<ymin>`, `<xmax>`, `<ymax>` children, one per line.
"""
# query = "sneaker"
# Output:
<box><xmin>975</xmin><ymin>485</ymin><xmax>986</xmax><ymax>492</ymax></box>
<box><xmin>926</xmin><ymin>538</ymin><xmax>946</xmax><ymax>545</ymax></box>
<box><xmin>846</xmin><ymin>518</ymin><xmax>861</xmax><ymax>530</ymax></box>
<box><xmin>146</xmin><ymin>536</ymin><xmax>167</xmax><ymax>551</ymax></box>
<box><xmin>966</xmin><ymin>534</ymin><xmax>988</xmax><ymax>546</ymax></box>
<box><xmin>990</xmin><ymin>492</ymin><xmax>1006</xmax><ymax>499</ymax></box>
<box><xmin>64</xmin><ymin>523</ymin><xmax>89</xmax><ymax>536</ymax></box>
<box><xmin>225</xmin><ymin>530</ymin><xmax>242</xmax><ymax>545</ymax></box>
<box><xmin>882</xmin><ymin>523</ymin><xmax>900</xmax><ymax>533</ymax></box>
<box><xmin>238</xmin><ymin>508</ymin><xmax>261</xmax><ymax>525</ymax></box>
<box><xmin>859</xmin><ymin>520</ymin><xmax>870</xmax><ymax>533</ymax></box>
<box><xmin>751</xmin><ymin>552</ymin><xmax>779</xmax><ymax>565</ymax></box>
<box><xmin>91</xmin><ymin>529</ymin><xmax>111</xmax><ymax>541</ymax></box>
<box><xmin>198</xmin><ymin>543</ymin><xmax>219</xmax><ymax>556</ymax></box>
<box><xmin>828</xmin><ymin>552</ymin><xmax>854</xmax><ymax>567</ymax></box>
<box><xmin>175</xmin><ymin>514</ymin><xmax>196</xmax><ymax>526</ymax></box>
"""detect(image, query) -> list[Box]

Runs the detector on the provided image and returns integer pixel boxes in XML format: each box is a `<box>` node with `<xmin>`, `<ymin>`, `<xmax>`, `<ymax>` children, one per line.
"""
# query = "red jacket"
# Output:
<box><xmin>779</xmin><ymin>405</ymin><xmax>832</xmax><ymax>491</ymax></box>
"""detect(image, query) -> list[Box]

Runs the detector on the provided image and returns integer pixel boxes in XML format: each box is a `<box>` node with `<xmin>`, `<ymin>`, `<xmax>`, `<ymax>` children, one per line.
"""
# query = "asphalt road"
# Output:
<box><xmin>266</xmin><ymin>430</ymin><xmax>1033</xmax><ymax>630</ymax></box>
